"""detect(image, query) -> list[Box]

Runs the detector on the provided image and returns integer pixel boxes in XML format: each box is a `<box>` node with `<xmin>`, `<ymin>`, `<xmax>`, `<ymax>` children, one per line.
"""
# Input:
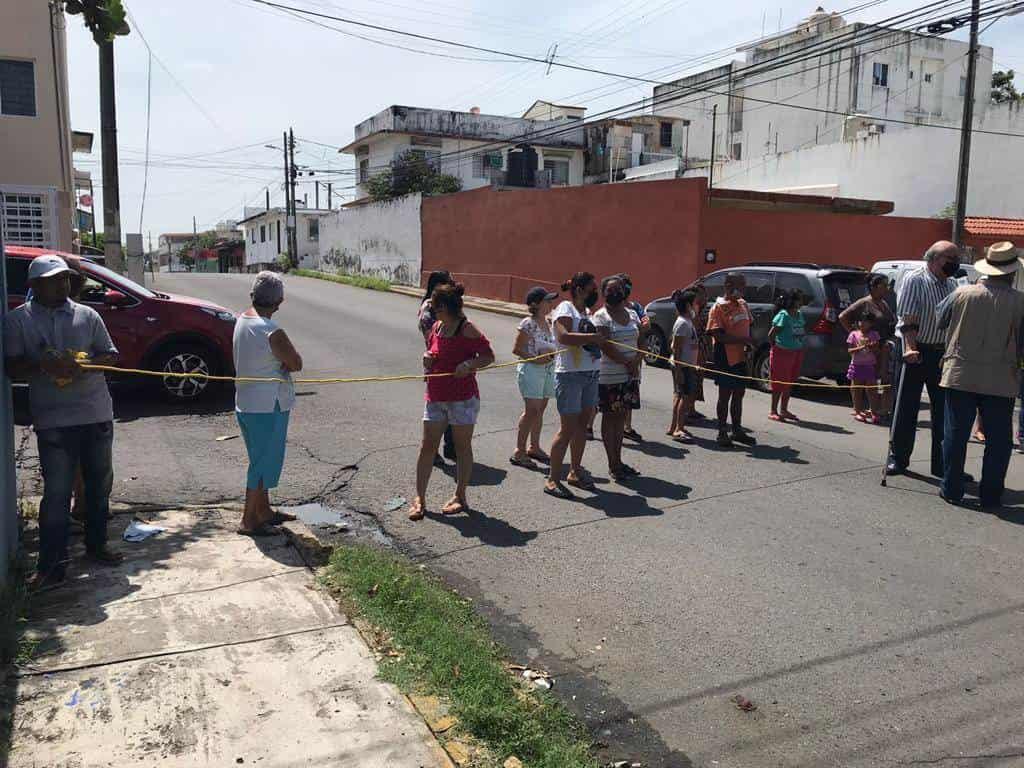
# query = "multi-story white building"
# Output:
<box><xmin>341</xmin><ymin>104</ymin><xmax>586</xmax><ymax>201</ymax></box>
<box><xmin>238</xmin><ymin>207</ymin><xmax>331</xmax><ymax>270</ymax></box>
<box><xmin>653</xmin><ymin>7</ymin><xmax>994</xmax><ymax>164</ymax></box>
<box><xmin>1</xmin><ymin>0</ymin><xmax>75</xmax><ymax>251</ymax></box>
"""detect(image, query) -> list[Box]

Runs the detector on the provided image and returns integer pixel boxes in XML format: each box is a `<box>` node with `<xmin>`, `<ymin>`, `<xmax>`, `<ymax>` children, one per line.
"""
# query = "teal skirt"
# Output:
<box><xmin>237</xmin><ymin>404</ymin><xmax>291</xmax><ymax>490</ymax></box>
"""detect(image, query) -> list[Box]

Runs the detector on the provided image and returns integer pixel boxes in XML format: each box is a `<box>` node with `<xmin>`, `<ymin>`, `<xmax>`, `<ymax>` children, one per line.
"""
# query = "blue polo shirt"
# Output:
<box><xmin>3</xmin><ymin>299</ymin><xmax>118</xmax><ymax>429</ymax></box>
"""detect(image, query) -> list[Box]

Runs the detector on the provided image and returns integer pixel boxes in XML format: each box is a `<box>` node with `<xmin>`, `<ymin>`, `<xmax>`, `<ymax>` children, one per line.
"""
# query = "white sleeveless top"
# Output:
<box><xmin>232</xmin><ymin>313</ymin><xmax>295</xmax><ymax>413</ymax></box>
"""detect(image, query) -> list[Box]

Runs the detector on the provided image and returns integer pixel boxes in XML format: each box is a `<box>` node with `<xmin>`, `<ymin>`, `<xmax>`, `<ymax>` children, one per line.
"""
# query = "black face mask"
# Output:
<box><xmin>605</xmin><ymin>290</ymin><xmax>625</xmax><ymax>306</ymax></box>
<box><xmin>941</xmin><ymin>259</ymin><xmax>960</xmax><ymax>277</ymax></box>
<box><xmin>584</xmin><ymin>291</ymin><xmax>599</xmax><ymax>308</ymax></box>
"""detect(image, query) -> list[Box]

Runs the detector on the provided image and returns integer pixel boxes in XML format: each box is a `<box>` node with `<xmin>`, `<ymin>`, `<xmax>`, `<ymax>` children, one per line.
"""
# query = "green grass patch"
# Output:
<box><xmin>291</xmin><ymin>269</ymin><xmax>392</xmax><ymax>292</ymax></box>
<box><xmin>322</xmin><ymin>545</ymin><xmax>596</xmax><ymax>768</ymax></box>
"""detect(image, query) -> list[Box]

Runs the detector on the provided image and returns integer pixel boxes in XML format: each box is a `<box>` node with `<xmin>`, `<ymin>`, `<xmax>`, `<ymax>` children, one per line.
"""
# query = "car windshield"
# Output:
<box><xmin>83</xmin><ymin>261</ymin><xmax>156</xmax><ymax>299</ymax></box>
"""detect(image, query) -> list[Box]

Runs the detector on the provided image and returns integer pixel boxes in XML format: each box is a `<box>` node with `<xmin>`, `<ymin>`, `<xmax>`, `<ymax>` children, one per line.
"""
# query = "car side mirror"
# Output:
<box><xmin>104</xmin><ymin>290</ymin><xmax>131</xmax><ymax>307</ymax></box>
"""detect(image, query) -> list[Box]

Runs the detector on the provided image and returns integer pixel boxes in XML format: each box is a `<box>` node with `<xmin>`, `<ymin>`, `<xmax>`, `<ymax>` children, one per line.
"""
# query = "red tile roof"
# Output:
<box><xmin>964</xmin><ymin>217</ymin><xmax>1024</xmax><ymax>237</ymax></box>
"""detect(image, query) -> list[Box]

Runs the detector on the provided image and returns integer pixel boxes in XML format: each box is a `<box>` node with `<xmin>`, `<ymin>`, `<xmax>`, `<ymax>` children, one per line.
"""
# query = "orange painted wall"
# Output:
<box><xmin>421</xmin><ymin>179</ymin><xmax>958</xmax><ymax>305</ymax></box>
<box><xmin>698</xmin><ymin>207</ymin><xmax>953</xmax><ymax>282</ymax></box>
<box><xmin>421</xmin><ymin>179</ymin><xmax>705</xmax><ymax>306</ymax></box>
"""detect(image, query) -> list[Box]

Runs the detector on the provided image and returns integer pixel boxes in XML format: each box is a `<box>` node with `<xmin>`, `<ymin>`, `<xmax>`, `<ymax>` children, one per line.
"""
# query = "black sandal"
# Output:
<box><xmin>543</xmin><ymin>482</ymin><xmax>575</xmax><ymax>500</ymax></box>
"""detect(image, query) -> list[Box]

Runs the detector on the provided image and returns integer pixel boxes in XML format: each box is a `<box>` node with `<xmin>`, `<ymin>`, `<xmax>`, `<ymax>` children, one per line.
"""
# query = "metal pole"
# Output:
<box><xmin>952</xmin><ymin>0</ymin><xmax>980</xmax><ymax>247</ymax></box>
<box><xmin>282</xmin><ymin>131</ymin><xmax>291</xmax><ymax>265</ymax></box>
<box><xmin>327</xmin><ymin>183</ymin><xmax>333</xmax><ymax>210</ymax></box>
<box><xmin>265</xmin><ymin>187</ymin><xmax>270</xmax><ymax>211</ymax></box>
<box><xmin>192</xmin><ymin>215</ymin><xmax>198</xmax><ymax>273</ymax></box>
<box><xmin>315</xmin><ymin>181</ymin><xmax>319</xmax><ymax>210</ymax></box>
<box><xmin>99</xmin><ymin>40</ymin><xmax>124</xmax><ymax>274</ymax></box>
<box><xmin>88</xmin><ymin>178</ymin><xmax>97</xmax><ymax>247</ymax></box>
<box><xmin>0</xmin><ymin>197</ymin><xmax>17</xmax><ymax>580</ymax></box>
<box><xmin>288</xmin><ymin>128</ymin><xmax>298</xmax><ymax>267</ymax></box>
<box><xmin>709</xmin><ymin>104</ymin><xmax>718</xmax><ymax>197</ymax></box>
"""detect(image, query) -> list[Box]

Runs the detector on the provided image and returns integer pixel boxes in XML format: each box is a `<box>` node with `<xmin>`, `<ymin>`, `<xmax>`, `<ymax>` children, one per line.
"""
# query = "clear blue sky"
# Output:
<box><xmin>64</xmin><ymin>0</ymin><xmax>1024</xmax><ymax>241</ymax></box>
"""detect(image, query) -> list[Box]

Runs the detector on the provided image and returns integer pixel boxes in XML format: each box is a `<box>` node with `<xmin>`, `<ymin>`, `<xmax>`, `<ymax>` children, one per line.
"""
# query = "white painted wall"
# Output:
<box><xmin>680</xmin><ymin>108</ymin><xmax>1024</xmax><ymax>219</ymax></box>
<box><xmin>318</xmin><ymin>194</ymin><xmax>422</xmax><ymax>286</ymax></box>
<box><xmin>655</xmin><ymin>19</ymin><xmax>994</xmax><ymax>167</ymax></box>
<box><xmin>241</xmin><ymin>209</ymin><xmax>327</xmax><ymax>268</ymax></box>
<box><xmin>354</xmin><ymin>135</ymin><xmax>585</xmax><ymax>198</ymax></box>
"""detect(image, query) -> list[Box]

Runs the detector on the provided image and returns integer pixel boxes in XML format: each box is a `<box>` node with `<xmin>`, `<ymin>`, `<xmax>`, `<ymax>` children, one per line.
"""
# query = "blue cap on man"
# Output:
<box><xmin>27</xmin><ymin>254</ymin><xmax>72</xmax><ymax>281</ymax></box>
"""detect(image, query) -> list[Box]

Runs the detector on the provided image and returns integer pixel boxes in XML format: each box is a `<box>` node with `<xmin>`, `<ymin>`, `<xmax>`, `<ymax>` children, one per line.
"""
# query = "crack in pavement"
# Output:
<box><xmin>898</xmin><ymin>751</ymin><xmax>1024</xmax><ymax>765</ymax></box>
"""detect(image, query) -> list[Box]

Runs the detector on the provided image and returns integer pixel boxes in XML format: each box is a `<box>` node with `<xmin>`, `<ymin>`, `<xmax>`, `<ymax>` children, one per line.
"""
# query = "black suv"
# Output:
<box><xmin>644</xmin><ymin>263</ymin><xmax>870</xmax><ymax>391</ymax></box>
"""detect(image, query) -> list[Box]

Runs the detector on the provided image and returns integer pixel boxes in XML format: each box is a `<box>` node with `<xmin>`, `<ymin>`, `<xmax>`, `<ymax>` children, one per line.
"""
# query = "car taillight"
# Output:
<box><xmin>811</xmin><ymin>303</ymin><xmax>838</xmax><ymax>334</ymax></box>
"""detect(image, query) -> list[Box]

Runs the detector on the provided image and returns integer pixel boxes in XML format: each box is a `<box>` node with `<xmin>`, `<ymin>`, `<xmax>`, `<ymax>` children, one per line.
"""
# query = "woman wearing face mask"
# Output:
<box><xmin>511</xmin><ymin>286</ymin><xmax>559</xmax><ymax>469</ymax></box>
<box><xmin>618</xmin><ymin>274</ymin><xmax>648</xmax><ymax>442</ymax></box>
<box><xmin>707</xmin><ymin>273</ymin><xmax>756</xmax><ymax>448</ymax></box>
<box><xmin>544</xmin><ymin>273</ymin><xmax>603</xmax><ymax>499</ymax></box>
<box><xmin>594</xmin><ymin>276</ymin><xmax>643</xmax><ymax>481</ymax></box>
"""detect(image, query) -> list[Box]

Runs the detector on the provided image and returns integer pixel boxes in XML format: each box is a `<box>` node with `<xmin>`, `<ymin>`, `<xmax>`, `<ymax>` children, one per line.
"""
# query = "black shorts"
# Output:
<box><xmin>673</xmin><ymin>366</ymin><xmax>699</xmax><ymax>397</ymax></box>
<box><xmin>598</xmin><ymin>380</ymin><xmax>641</xmax><ymax>414</ymax></box>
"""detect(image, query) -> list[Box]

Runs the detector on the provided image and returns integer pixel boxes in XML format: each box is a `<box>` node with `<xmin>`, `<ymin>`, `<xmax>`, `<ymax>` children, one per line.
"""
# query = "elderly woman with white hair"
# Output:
<box><xmin>233</xmin><ymin>271</ymin><xmax>303</xmax><ymax>536</ymax></box>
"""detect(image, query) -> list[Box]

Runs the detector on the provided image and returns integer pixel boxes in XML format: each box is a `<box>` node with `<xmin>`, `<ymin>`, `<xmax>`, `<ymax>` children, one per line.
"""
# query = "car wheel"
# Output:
<box><xmin>753</xmin><ymin>349</ymin><xmax>772</xmax><ymax>393</ymax></box>
<box><xmin>152</xmin><ymin>343</ymin><xmax>218</xmax><ymax>401</ymax></box>
<box><xmin>644</xmin><ymin>327</ymin><xmax>668</xmax><ymax>367</ymax></box>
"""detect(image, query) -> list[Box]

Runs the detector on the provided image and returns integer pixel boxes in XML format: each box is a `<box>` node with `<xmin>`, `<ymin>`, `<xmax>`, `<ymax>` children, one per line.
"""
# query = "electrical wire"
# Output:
<box><xmin>137</xmin><ymin>50</ymin><xmax>152</xmax><ymax>234</ymax></box>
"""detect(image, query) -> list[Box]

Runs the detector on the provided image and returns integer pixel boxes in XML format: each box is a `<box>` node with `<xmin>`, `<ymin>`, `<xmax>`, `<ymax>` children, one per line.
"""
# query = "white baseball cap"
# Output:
<box><xmin>28</xmin><ymin>254</ymin><xmax>72</xmax><ymax>281</ymax></box>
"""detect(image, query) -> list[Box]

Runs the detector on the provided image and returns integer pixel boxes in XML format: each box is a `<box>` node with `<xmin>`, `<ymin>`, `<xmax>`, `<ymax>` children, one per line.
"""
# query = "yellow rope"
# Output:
<box><xmin>77</xmin><ymin>340</ymin><xmax>889</xmax><ymax>391</ymax></box>
<box><xmin>607</xmin><ymin>340</ymin><xmax>890</xmax><ymax>390</ymax></box>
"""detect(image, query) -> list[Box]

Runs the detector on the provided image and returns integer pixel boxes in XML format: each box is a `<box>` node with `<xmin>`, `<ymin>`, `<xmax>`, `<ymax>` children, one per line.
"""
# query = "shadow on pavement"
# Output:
<box><xmin>426</xmin><ymin>509</ymin><xmax>538</xmax><ymax>547</ymax></box>
<box><xmin>113</xmin><ymin>386</ymin><xmax>235</xmax><ymax>424</ymax></box>
<box><xmin>439</xmin><ymin>461</ymin><xmax>508</xmax><ymax>487</ymax></box>
<box><xmin>582</xmin><ymin>487</ymin><xmax>664</xmax><ymax>518</ymax></box>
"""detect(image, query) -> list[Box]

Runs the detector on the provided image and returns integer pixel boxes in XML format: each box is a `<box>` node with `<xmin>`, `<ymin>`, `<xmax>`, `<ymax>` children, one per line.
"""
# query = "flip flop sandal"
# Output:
<box><xmin>527</xmin><ymin>450</ymin><xmax>550</xmax><ymax>463</ymax></box>
<box><xmin>442</xmin><ymin>500</ymin><xmax>468</xmax><ymax>516</ymax></box>
<box><xmin>610</xmin><ymin>468</ymin><xmax>628</xmax><ymax>482</ymax></box>
<box><xmin>271</xmin><ymin>511</ymin><xmax>298</xmax><ymax>524</ymax></box>
<box><xmin>543</xmin><ymin>482</ymin><xmax>575</xmax><ymax>500</ymax></box>
<box><xmin>237</xmin><ymin>524</ymin><xmax>282</xmax><ymax>537</ymax></box>
<box><xmin>408</xmin><ymin>503</ymin><xmax>425</xmax><ymax>521</ymax></box>
<box><xmin>567</xmin><ymin>475</ymin><xmax>596</xmax><ymax>491</ymax></box>
<box><xmin>768</xmin><ymin>413</ymin><xmax>782</xmax><ymax>421</ymax></box>
<box><xmin>781</xmin><ymin>412</ymin><xmax>800</xmax><ymax>421</ymax></box>
<box><xmin>672</xmin><ymin>432</ymin><xmax>693</xmax><ymax>444</ymax></box>
<box><xmin>621</xmin><ymin>464</ymin><xmax>640</xmax><ymax>476</ymax></box>
<box><xmin>509</xmin><ymin>455</ymin><xmax>538</xmax><ymax>470</ymax></box>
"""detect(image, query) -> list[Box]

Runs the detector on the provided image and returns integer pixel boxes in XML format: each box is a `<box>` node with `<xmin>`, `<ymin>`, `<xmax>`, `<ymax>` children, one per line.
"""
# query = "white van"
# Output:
<box><xmin>871</xmin><ymin>259</ymin><xmax>982</xmax><ymax>296</ymax></box>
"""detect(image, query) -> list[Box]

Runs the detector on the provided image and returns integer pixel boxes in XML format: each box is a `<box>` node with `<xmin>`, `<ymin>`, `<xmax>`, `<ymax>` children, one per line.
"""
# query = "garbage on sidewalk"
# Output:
<box><xmin>122</xmin><ymin>520</ymin><xmax>167</xmax><ymax>542</ymax></box>
<box><xmin>509</xmin><ymin>664</ymin><xmax>554</xmax><ymax>690</ymax></box>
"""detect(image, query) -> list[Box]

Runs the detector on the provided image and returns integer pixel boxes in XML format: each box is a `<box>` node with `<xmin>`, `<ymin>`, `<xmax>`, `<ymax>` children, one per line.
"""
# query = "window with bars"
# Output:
<box><xmin>472</xmin><ymin>152</ymin><xmax>502</xmax><ymax>178</ymax></box>
<box><xmin>308</xmin><ymin>218</ymin><xmax>319</xmax><ymax>241</ymax></box>
<box><xmin>659</xmin><ymin>121</ymin><xmax>673</xmax><ymax>148</ymax></box>
<box><xmin>0</xmin><ymin>59</ymin><xmax>36</xmax><ymax>117</ymax></box>
<box><xmin>872</xmin><ymin>62</ymin><xmax>889</xmax><ymax>87</ymax></box>
<box><xmin>1</xmin><ymin>190</ymin><xmax>53</xmax><ymax>247</ymax></box>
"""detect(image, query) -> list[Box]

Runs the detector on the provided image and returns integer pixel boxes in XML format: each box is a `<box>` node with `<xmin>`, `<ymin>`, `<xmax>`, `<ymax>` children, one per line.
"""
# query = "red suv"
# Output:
<box><xmin>5</xmin><ymin>246</ymin><xmax>236</xmax><ymax>401</ymax></box>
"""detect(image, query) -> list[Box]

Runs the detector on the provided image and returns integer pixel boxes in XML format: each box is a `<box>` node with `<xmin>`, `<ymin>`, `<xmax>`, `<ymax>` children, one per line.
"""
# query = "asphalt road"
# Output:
<box><xmin>18</xmin><ymin>272</ymin><xmax>1024</xmax><ymax>767</ymax></box>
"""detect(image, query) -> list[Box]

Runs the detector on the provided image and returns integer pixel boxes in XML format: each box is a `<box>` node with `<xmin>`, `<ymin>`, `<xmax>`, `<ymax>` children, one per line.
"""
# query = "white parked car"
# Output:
<box><xmin>871</xmin><ymin>259</ymin><xmax>980</xmax><ymax>296</ymax></box>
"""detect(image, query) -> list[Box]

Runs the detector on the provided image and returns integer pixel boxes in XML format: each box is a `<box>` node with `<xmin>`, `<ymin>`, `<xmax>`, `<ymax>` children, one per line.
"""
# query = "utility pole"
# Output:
<box><xmin>192</xmin><ymin>215</ymin><xmax>198</xmax><ymax>273</ymax></box>
<box><xmin>265</xmin><ymin>187</ymin><xmax>270</xmax><ymax>211</ymax></box>
<box><xmin>99</xmin><ymin>41</ymin><xmax>124</xmax><ymax>274</ymax></box>
<box><xmin>0</xmin><ymin>199</ymin><xmax>17</xmax><ymax>582</ymax></box>
<box><xmin>952</xmin><ymin>0</ymin><xmax>980</xmax><ymax>247</ymax></box>
<box><xmin>314</xmin><ymin>181</ymin><xmax>319</xmax><ymax>210</ymax></box>
<box><xmin>709</xmin><ymin>104</ymin><xmax>718</xmax><ymax>198</ymax></box>
<box><xmin>327</xmin><ymin>182</ymin><xmax>333</xmax><ymax>210</ymax></box>
<box><xmin>288</xmin><ymin>128</ymin><xmax>298</xmax><ymax>267</ymax></box>
<box><xmin>281</xmin><ymin>131</ymin><xmax>292</xmax><ymax>263</ymax></box>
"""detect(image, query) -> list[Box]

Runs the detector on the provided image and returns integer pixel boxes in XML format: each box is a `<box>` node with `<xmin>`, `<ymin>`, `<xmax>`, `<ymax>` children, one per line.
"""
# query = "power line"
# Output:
<box><xmin>137</xmin><ymin>50</ymin><xmax>152</xmax><ymax>234</ymax></box>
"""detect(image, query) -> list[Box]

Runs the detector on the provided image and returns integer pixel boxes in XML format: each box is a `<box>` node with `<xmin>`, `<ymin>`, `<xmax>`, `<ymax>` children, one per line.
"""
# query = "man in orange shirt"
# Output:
<box><xmin>707</xmin><ymin>273</ymin><xmax>755</xmax><ymax>447</ymax></box>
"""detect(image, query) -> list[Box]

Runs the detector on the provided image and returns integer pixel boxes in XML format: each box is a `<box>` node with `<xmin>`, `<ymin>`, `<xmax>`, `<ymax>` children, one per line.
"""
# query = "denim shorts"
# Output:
<box><xmin>424</xmin><ymin>397</ymin><xmax>480</xmax><ymax>426</ymax></box>
<box><xmin>517</xmin><ymin>362</ymin><xmax>555</xmax><ymax>400</ymax></box>
<box><xmin>554</xmin><ymin>370</ymin><xmax>600</xmax><ymax>415</ymax></box>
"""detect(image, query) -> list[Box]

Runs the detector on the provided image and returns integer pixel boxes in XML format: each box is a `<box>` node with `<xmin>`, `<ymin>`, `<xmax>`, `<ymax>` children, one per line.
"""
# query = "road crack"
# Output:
<box><xmin>898</xmin><ymin>751</ymin><xmax>1024</xmax><ymax>765</ymax></box>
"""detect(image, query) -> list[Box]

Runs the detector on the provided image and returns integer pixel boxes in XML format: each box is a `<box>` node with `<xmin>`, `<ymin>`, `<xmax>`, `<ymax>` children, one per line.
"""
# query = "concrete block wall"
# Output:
<box><xmin>318</xmin><ymin>194</ymin><xmax>422</xmax><ymax>286</ymax></box>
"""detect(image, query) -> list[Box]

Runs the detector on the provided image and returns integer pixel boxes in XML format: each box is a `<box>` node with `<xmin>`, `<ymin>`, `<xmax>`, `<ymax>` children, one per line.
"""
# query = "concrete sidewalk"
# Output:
<box><xmin>8</xmin><ymin>506</ymin><xmax>452</xmax><ymax>768</ymax></box>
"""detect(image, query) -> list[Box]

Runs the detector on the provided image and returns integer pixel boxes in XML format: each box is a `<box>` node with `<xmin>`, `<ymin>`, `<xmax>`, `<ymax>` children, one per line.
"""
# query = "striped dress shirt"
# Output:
<box><xmin>896</xmin><ymin>265</ymin><xmax>957</xmax><ymax>345</ymax></box>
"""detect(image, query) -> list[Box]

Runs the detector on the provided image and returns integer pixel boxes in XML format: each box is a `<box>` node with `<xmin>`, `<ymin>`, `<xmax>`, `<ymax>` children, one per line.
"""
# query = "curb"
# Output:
<box><xmin>389</xmin><ymin>284</ymin><xmax>526</xmax><ymax>319</ymax></box>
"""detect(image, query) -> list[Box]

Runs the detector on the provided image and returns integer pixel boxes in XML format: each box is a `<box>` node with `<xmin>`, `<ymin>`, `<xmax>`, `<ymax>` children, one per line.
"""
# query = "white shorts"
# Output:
<box><xmin>423</xmin><ymin>397</ymin><xmax>480</xmax><ymax>426</ymax></box>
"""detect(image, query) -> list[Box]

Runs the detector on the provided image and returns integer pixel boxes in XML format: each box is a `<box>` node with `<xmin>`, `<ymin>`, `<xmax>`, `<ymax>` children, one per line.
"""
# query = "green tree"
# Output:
<box><xmin>991</xmin><ymin>70</ymin><xmax>1021</xmax><ymax>104</ymax></box>
<box><xmin>366</xmin><ymin>151</ymin><xmax>462</xmax><ymax>202</ymax></box>
<box><xmin>934</xmin><ymin>202</ymin><xmax>956</xmax><ymax>219</ymax></box>
<box><xmin>80</xmin><ymin>231</ymin><xmax>105</xmax><ymax>250</ymax></box>
<box><xmin>64</xmin><ymin>0</ymin><xmax>129</xmax><ymax>43</ymax></box>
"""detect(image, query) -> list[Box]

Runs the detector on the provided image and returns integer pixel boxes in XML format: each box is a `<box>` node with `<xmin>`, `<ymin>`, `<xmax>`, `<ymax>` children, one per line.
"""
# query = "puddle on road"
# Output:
<box><xmin>281</xmin><ymin>502</ymin><xmax>391</xmax><ymax>546</ymax></box>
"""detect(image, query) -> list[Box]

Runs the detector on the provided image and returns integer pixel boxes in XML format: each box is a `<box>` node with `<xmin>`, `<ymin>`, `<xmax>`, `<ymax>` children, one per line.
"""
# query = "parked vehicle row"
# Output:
<box><xmin>644</xmin><ymin>262</ymin><xmax>872</xmax><ymax>391</ymax></box>
<box><xmin>5</xmin><ymin>246</ymin><xmax>236</xmax><ymax>402</ymax></box>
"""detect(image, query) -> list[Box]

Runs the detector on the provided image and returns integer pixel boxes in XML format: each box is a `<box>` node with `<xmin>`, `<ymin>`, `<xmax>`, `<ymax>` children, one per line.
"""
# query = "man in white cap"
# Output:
<box><xmin>936</xmin><ymin>241</ymin><xmax>1024</xmax><ymax>507</ymax></box>
<box><xmin>3</xmin><ymin>254</ymin><xmax>122</xmax><ymax>589</ymax></box>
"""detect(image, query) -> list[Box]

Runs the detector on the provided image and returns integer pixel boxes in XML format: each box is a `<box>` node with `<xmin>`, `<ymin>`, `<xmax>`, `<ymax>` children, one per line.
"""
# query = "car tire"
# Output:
<box><xmin>151</xmin><ymin>343</ymin><xmax>220</xmax><ymax>402</ymax></box>
<box><xmin>753</xmin><ymin>348</ymin><xmax>772</xmax><ymax>393</ymax></box>
<box><xmin>644</xmin><ymin>327</ymin><xmax>668</xmax><ymax>367</ymax></box>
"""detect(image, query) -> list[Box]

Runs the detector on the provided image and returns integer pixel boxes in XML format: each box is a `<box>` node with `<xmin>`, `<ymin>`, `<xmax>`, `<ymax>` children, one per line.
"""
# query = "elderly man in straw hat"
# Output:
<box><xmin>936</xmin><ymin>241</ymin><xmax>1024</xmax><ymax>508</ymax></box>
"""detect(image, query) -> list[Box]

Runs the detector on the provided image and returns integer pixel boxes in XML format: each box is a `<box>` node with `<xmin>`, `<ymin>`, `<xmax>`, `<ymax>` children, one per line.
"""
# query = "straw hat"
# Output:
<box><xmin>973</xmin><ymin>241</ymin><xmax>1021</xmax><ymax>276</ymax></box>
